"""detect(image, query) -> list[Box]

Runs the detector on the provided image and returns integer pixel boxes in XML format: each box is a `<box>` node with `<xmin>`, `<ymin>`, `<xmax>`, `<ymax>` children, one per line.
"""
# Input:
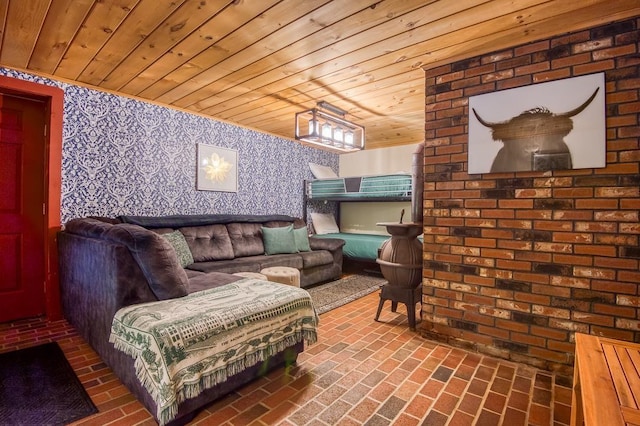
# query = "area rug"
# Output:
<box><xmin>0</xmin><ymin>342</ymin><xmax>98</xmax><ymax>425</ymax></box>
<box><xmin>307</xmin><ymin>274</ymin><xmax>387</xmax><ymax>314</ymax></box>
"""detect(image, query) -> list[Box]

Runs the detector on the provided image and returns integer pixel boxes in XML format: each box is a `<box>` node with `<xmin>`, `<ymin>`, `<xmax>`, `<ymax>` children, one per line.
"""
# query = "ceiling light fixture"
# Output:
<box><xmin>295</xmin><ymin>101</ymin><xmax>365</xmax><ymax>153</ymax></box>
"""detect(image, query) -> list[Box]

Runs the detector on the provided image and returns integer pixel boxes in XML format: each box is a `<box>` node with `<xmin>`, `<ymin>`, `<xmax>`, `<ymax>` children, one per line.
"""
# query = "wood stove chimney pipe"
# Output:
<box><xmin>411</xmin><ymin>142</ymin><xmax>425</xmax><ymax>224</ymax></box>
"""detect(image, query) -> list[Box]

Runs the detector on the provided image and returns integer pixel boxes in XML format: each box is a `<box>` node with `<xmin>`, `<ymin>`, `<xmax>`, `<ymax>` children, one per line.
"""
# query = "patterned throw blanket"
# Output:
<box><xmin>109</xmin><ymin>278</ymin><xmax>318</xmax><ymax>425</ymax></box>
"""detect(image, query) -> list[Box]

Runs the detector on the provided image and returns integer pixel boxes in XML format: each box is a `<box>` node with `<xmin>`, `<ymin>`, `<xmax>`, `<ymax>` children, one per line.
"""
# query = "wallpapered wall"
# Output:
<box><xmin>0</xmin><ymin>68</ymin><xmax>338</xmax><ymax>224</ymax></box>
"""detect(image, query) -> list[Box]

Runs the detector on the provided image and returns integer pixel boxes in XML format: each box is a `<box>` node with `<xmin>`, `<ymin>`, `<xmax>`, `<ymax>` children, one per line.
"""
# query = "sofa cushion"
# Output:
<box><xmin>185</xmin><ymin>269</ymin><xmax>205</xmax><ymax>278</ymax></box>
<box><xmin>187</xmin><ymin>258</ymin><xmax>263</xmax><ymax>274</ymax></box>
<box><xmin>264</xmin><ymin>220</ymin><xmax>299</xmax><ymax>228</ymax></box>
<box><xmin>187</xmin><ymin>272</ymin><xmax>242</xmax><ymax>294</ymax></box>
<box><xmin>150</xmin><ymin>227</ymin><xmax>176</xmax><ymax>235</ymax></box>
<box><xmin>258</xmin><ymin>254</ymin><xmax>303</xmax><ymax>270</ymax></box>
<box><xmin>179</xmin><ymin>224</ymin><xmax>234</xmax><ymax>261</ymax></box>
<box><xmin>299</xmin><ymin>250</ymin><xmax>334</xmax><ymax>268</ymax></box>
<box><xmin>162</xmin><ymin>230</ymin><xmax>194</xmax><ymax>268</ymax></box>
<box><xmin>293</xmin><ymin>227</ymin><xmax>311</xmax><ymax>252</ymax></box>
<box><xmin>103</xmin><ymin>224</ymin><xmax>189</xmax><ymax>300</ymax></box>
<box><xmin>186</xmin><ymin>253</ymin><xmax>304</xmax><ymax>274</ymax></box>
<box><xmin>262</xmin><ymin>225</ymin><xmax>297</xmax><ymax>255</ymax></box>
<box><xmin>227</xmin><ymin>223</ymin><xmax>264</xmax><ymax>257</ymax></box>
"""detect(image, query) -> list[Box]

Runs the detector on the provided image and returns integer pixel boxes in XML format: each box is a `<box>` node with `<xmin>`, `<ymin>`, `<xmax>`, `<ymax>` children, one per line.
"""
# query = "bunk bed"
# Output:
<box><xmin>304</xmin><ymin>172</ymin><xmax>413</xmax><ymax>264</ymax></box>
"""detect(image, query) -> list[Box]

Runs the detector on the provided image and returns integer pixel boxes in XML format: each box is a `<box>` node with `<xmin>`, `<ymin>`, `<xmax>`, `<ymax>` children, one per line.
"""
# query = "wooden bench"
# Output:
<box><xmin>571</xmin><ymin>333</ymin><xmax>640</xmax><ymax>426</ymax></box>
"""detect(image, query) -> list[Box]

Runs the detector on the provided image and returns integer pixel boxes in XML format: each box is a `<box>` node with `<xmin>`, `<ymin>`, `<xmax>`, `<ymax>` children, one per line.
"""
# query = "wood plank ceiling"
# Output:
<box><xmin>1</xmin><ymin>0</ymin><xmax>638</xmax><ymax>150</ymax></box>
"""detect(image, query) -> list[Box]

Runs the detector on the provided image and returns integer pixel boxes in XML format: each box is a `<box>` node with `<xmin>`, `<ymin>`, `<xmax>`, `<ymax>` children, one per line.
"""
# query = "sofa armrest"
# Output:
<box><xmin>58</xmin><ymin>232</ymin><xmax>155</xmax><ymax>359</ymax></box>
<box><xmin>65</xmin><ymin>218</ymin><xmax>189</xmax><ymax>301</ymax></box>
<box><xmin>309</xmin><ymin>236</ymin><xmax>345</xmax><ymax>252</ymax></box>
<box><xmin>309</xmin><ymin>236</ymin><xmax>345</xmax><ymax>273</ymax></box>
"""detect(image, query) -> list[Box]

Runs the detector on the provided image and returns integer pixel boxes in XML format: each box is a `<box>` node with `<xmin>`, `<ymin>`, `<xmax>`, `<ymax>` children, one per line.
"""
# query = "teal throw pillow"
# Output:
<box><xmin>162</xmin><ymin>230</ymin><xmax>194</xmax><ymax>268</ymax></box>
<box><xmin>262</xmin><ymin>225</ymin><xmax>297</xmax><ymax>255</ymax></box>
<box><xmin>293</xmin><ymin>227</ymin><xmax>311</xmax><ymax>252</ymax></box>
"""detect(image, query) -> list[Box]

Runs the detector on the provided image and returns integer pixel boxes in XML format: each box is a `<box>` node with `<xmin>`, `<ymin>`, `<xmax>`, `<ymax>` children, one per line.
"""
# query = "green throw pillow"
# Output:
<box><xmin>293</xmin><ymin>227</ymin><xmax>311</xmax><ymax>252</ymax></box>
<box><xmin>162</xmin><ymin>230</ymin><xmax>194</xmax><ymax>268</ymax></box>
<box><xmin>262</xmin><ymin>225</ymin><xmax>297</xmax><ymax>255</ymax></box>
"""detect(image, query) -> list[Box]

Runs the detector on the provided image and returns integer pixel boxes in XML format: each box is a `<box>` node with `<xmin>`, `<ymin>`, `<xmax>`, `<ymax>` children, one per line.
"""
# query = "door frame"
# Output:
<box><xmin>0</xmin><ymin>75</ymin><xmax>64</xmax><ymax>320</ymax></box>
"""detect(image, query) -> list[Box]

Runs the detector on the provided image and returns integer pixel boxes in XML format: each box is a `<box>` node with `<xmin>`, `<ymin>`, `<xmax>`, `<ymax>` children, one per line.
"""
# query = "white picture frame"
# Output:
<box><xmin>468</xmin><ymin>72</ymin><xmax>606</xmax><ymax>174</ymax></box>
<box><xmin>196</xmin><ymin>144</ymin><xmax>238</xmax><ymax>192</ymax></box>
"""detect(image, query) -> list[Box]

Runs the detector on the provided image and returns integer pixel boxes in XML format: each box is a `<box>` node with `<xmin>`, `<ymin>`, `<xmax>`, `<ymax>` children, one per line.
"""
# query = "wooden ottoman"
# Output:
<box><xmin>260</xmin><ymin>266</ymin><xmax>300</xmax><ymax>287</ymax></box>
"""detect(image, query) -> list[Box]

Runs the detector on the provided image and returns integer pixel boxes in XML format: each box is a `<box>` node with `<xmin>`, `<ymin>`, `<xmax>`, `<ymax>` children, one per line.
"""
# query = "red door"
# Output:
<box><xmin>0</xmin><ymin>93</ymin><xmax>46</xmax><ymax>322</ymax></box>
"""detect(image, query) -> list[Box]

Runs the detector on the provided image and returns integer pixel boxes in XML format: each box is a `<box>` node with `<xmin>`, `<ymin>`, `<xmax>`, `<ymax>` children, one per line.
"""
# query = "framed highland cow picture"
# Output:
<box><xmin>468</xmin><ymin>72</ymin><xmax>606</xmax><ymax>174</ymax></box>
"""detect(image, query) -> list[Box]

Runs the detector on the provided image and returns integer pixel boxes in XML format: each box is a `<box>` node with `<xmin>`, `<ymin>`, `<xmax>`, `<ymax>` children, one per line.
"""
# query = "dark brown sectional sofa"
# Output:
<box><xmin>58</xmin><ymin>214</ymin><xmax>344</xmax><ymax>425</ymax></box>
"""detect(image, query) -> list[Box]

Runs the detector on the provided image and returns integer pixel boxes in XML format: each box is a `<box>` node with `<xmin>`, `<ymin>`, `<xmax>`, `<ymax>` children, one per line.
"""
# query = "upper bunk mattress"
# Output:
<box><xmin>306</xmin><ymin>173</ymin><xmax>412</xmax><ymax>201</ymax></box>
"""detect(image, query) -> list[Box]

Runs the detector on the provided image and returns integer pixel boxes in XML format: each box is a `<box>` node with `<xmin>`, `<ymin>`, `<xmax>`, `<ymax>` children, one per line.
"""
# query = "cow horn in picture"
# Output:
<box><xmin>472</xmin><ymin>87</ymin><xmax>599</xmax><ymax>130</ymax></box>
<box><xmin>557</xmin><ymin>87</ymin><xmax>599</xmax><ymax>118</ymax></box>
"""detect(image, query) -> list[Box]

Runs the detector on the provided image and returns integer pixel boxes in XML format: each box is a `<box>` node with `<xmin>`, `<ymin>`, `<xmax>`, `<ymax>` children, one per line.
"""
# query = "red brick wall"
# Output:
<box><xmin>419</xmin><ymin>18</ymin><xmax>640</xmax><ymax>377</ymax></box>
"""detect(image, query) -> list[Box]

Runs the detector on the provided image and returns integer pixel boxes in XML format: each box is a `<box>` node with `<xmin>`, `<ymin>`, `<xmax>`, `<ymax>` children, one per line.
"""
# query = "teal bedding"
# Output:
<box><xmin>315</xmin><ymin>232</ymin><xmax>389</xmax><ymax>260</ymax></box>
<box><xmin>306</xmin><ymin>174</ymin><xmax>411</xmax><ymax>200</ymax></box>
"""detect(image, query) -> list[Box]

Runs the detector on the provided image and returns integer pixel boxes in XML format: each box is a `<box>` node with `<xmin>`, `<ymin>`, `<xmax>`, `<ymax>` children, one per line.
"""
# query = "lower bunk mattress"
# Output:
<box><xmin>314</xmin><ymin>232</ymin><xmax>390</xmax><ymax>261</ymax></box>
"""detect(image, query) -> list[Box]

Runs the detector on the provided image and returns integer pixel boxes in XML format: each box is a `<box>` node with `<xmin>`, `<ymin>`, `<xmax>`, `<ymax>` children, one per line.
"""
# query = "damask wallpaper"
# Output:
<box><xmin>0</xmin><ymin>68</ymin><xmax>338</xmax><ymax>224</ymax></box>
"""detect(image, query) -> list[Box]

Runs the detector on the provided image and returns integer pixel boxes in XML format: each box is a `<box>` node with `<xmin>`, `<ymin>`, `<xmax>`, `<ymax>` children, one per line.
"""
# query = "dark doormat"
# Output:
<box><xmin>0</xmin><ymin>342</ymin><xmax>98</xmax><ymax>425</ymax></box>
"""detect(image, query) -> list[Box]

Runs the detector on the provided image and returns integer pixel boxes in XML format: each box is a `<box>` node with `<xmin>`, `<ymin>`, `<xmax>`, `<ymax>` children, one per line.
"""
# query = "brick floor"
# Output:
<box><xmin>0</xmin><ymin>291</ymin><xmax>573</xmax><ymax>425</ymax></box>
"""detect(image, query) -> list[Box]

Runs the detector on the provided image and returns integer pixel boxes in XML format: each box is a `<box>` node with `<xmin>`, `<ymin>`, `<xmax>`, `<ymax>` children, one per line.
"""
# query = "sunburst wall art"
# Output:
<box><xmin>197</xmin><ymin>144</ymin><xmax>238</xmax><ymax>192</ymax></box>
